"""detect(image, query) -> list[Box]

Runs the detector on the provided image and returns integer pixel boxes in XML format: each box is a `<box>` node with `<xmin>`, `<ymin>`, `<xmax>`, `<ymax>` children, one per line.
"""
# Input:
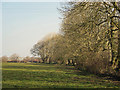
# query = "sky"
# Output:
<box><xmin>2</xmin><ymin>2</ymin><xmax>61</xmax><ymax>57</ymax></box>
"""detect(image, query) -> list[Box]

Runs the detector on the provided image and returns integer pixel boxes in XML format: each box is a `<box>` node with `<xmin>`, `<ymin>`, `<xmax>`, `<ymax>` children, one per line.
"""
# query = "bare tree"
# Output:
<box><xmin>1</xmin><ymin>56</ymin><xmax>8</xmax><ymax>62</ymax></box>
<box><xmin>10</xmin><ymin>53</ymin><xmax>19</xmax><ymax>62</ymax></box>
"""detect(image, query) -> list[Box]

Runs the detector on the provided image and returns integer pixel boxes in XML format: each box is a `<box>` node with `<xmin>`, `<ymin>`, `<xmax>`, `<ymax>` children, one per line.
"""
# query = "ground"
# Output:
<box><xmin>2</xmin><ymin>63</ymin><xmax>120</xmax><ymax>88</ymax></box>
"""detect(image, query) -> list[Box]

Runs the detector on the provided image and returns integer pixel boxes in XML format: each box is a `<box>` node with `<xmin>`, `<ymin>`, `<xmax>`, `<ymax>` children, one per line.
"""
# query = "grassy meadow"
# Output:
<box><xmin>2</xmin><ymin>63</ymin><xmax>120</xmax><ymax>88</ymax></box>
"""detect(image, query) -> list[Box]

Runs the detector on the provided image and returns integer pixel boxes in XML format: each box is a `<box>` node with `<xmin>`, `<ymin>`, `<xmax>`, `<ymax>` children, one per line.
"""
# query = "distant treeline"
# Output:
<box><xmin>1</xmin><ymin>54</ymin><xmax>42</xmax><ymax>63</ymax></box>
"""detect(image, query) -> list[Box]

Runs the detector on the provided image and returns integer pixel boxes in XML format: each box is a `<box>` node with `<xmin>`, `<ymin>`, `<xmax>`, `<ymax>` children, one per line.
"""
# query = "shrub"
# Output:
<box><xmin>75</xmin><ymin>51</ymin><xmax>114</xmax><ymax>75</ymax></box>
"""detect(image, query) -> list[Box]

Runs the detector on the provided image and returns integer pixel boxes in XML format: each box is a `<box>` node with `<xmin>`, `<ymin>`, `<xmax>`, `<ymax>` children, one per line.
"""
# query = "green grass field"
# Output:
<box><xmin>2</xmin><ymin>63</ymin><xmax>120</xmax><ymax>88</ymax></box>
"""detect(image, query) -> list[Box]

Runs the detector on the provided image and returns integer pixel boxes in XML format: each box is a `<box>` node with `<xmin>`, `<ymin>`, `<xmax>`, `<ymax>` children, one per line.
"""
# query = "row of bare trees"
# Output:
<box><xmin>59</xmin><ymin>2</ymin><xmax>120</xmax><ymax>74</ymax></box>
<box><xmin>31</xmin><ymin>1</ymin><xmax>120</xmax><ymax>76</ymax></box>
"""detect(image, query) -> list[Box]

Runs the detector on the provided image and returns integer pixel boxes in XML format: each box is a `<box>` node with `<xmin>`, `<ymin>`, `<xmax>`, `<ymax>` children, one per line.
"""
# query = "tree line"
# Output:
<box><xmin>30</xmin><ymin>2</ymin><xmax>120</xmax><ymax>77</ymax></box>
<box><xmin>1</xmin><ymin>54</ymin><xmax>41</xmax><ymax>63</ymax></box>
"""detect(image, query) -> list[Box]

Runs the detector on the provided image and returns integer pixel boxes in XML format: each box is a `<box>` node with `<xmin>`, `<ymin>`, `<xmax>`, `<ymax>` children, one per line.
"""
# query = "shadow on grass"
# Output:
<box><xmin>64</xmin><ymin>66</ymin><xmax>92</xmax><ymax>76</ymax></box>
<box><xmin>75</xmin><ymin>70</ymin><xmax>92</xmax><ymax>76</ymax></box>
<box><xmin>96</xmin><ymin>73</ymin><xmax>120</xmax><ymax>81</ymax></box>
<box><xmin>77</xmin><ymin>68</ymin><xmax>120</xmax><ymax>82</ymax></box>
<box><xmin>64</xmin><ymin>65</ymin><xmax>120</xmax><ymax>82</ymax></box>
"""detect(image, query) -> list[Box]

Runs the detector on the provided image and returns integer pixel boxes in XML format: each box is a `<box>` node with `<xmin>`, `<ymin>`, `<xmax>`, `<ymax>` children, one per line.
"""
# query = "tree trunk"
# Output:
<box><xmin>41</xmin><ymin>57</ymin><xmax>45</xmax><ymax>63</ymax></box>
<box><xmin>68</xmin><ymin>59</ymin><xmax>70</xmax><ymax>65</ymax></box>
<box><xmin>117</xmin><ymin>24</ymin><xmax>120</xmax><ymax>71</ymax></box>
<box><xmin>109</xmin><ymin>17</ymin><xmax>114</xmax><ymax>66</ymax></box>
<box><xmin>49</xmin><ymin>57</ymin><xmax>52</xmax><ymax>64</ymax></box>
<box><xmin>72</xmin><ymin>59</ymin><xmax>75</xmax><ymax>66</ymax></box>
<box><xmin>117</xmin><ymin>2</ymin><xmax>120</xmax><ymax>71</ymax></box>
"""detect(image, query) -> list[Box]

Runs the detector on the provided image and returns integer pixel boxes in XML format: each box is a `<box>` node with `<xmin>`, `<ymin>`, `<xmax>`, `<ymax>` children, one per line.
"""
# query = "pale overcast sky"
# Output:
<box><xmin>2</xmin><ymin>2</ymin><xmax>61</xmax><ymax>57</ymax></box>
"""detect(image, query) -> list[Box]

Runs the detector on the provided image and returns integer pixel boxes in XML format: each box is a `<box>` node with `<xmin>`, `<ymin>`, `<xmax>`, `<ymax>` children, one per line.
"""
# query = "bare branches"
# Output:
<box><xmin>111</xmin><ymin>2</ymin><xmax>120</xmax><ymax>13</ymax></box>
